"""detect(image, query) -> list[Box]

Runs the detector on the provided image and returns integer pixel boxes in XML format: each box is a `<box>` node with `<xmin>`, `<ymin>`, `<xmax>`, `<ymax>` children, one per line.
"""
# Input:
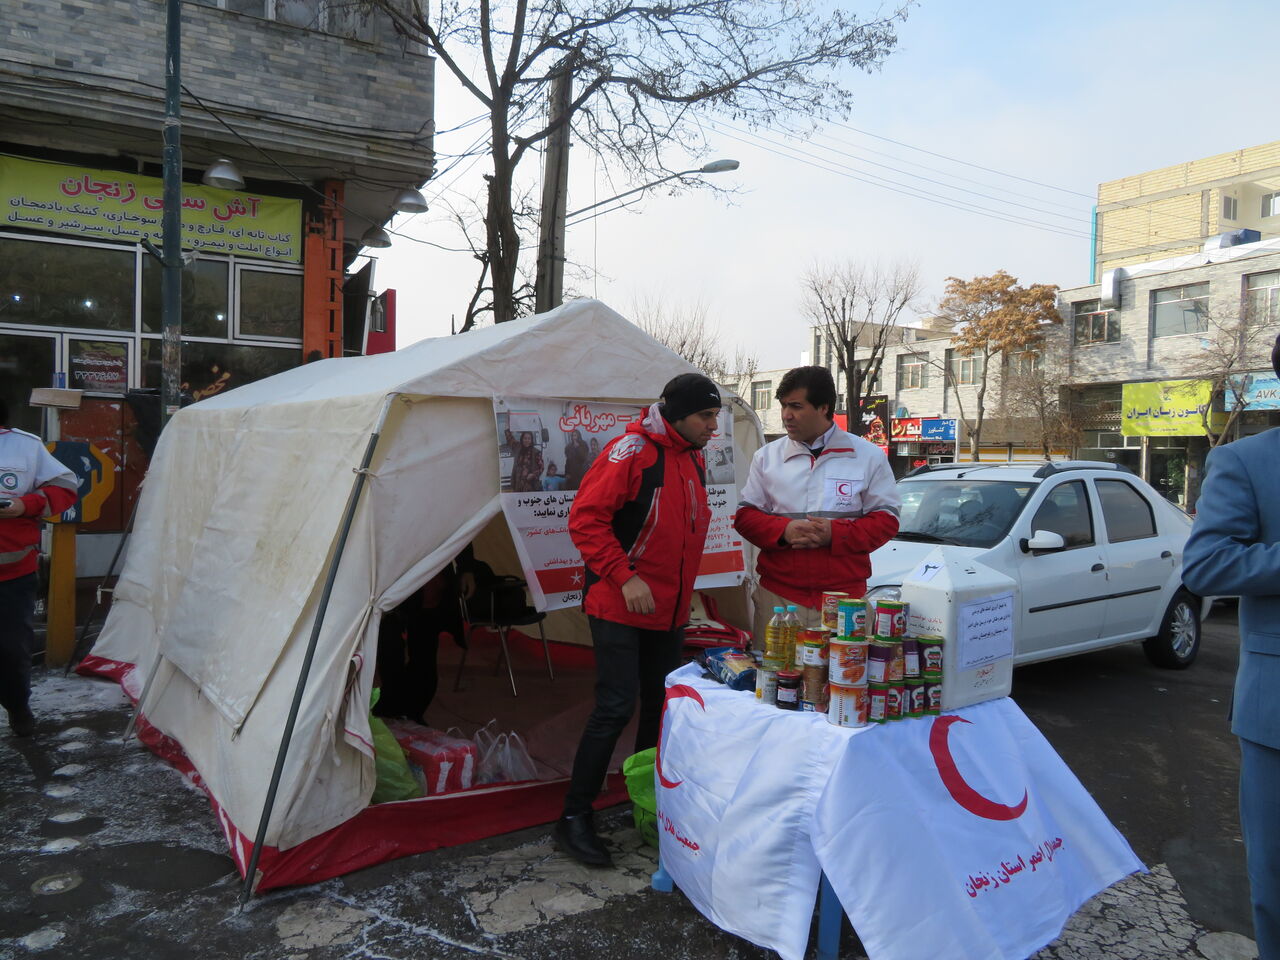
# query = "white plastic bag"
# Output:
<box><xmin>474</xmin><ymin>720</ymin><xmax>538</xmax><ymax>784</ymax></box>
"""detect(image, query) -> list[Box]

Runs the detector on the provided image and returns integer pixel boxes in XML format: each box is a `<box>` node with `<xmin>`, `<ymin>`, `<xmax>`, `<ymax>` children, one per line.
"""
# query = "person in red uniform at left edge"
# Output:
<box><xmin>0</xmin><ymin>399</ymin><xmax>79</xmax><ymax>737</ymax></box>
<box><xmin>556</xmin><ymin>373</ymin><xmax>721</xmax><ymax>867</ymax></box>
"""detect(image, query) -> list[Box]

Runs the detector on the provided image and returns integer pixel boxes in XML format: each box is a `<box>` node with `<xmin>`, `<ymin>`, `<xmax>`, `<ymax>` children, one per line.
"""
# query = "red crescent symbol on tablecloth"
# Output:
<box><xmin>656</xmin><ymin>684</ymin><xmax>705</xmax><ymax>789</ymax></box>
<box><xmin>929</xmin><ymin>715</ymin><xmax>1028</xmax><ymax>821</ymax></box>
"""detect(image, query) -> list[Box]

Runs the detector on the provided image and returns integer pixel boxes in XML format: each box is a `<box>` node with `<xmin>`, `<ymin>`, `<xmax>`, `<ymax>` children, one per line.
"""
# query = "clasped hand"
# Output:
<box><xmin>783</xmin><ymin>516</ymin><xmax>832</xmax><ymax>549</ymax></box>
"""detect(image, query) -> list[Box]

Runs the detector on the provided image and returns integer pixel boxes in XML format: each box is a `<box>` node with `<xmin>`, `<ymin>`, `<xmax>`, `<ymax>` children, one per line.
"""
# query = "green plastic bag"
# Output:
<box><xmin>623</xmin><ymin>747</ymin><xmax>658</xmax><ymax>847</ymax></box>
<box><xmin>369</xmin><ymin>689</ymin><xmax>423</xmax><ymax>804</ymax></box>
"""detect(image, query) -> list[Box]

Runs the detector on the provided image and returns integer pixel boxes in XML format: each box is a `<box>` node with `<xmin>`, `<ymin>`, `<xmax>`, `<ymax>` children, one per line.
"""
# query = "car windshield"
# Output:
<box><xmin>896</xmin><ymin>478</ymin><xmax>1035</xmax><ymax>548</ymax></box>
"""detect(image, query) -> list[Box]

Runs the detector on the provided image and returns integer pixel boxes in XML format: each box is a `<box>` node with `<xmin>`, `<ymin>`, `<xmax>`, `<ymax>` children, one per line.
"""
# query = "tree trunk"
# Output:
<box><xmin>486</xmin><ymin>114</ymin><xmax>520</xmax><ymax>324</ymax></box>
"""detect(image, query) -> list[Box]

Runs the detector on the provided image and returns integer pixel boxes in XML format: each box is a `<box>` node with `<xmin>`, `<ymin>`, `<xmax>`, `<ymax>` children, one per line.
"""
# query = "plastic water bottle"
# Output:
<box><xmin>785</xmin><ymin>605</ymin><xmax>803</xmax><ymax>668</ymax></box>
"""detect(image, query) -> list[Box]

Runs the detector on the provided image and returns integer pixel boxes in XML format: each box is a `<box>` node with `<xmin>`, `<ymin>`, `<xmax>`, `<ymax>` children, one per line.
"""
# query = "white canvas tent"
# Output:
<box><xmin>84</xmin><ymin>299</ymin><xmax>762</xmax><ymax>891</ymax></box>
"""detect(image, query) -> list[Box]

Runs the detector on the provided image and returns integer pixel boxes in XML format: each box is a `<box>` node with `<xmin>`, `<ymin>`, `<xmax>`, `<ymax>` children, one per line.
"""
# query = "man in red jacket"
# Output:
<box><xmin>1</xmin><ymin>400</ymin><xmax>79</xmax><ymax>737</ymax></box>
<box><xmin>556</xmin><ymin>373</ymin><xmax>720</xmax><ymax>866</ymax></box>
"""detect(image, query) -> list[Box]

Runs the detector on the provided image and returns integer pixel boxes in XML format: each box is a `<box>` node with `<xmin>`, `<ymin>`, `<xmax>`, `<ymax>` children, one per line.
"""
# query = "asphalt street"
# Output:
<box><xmin>0</xmin><ymin>606</ymin><xmax>1260</xmax><ymax>960</ymax></box>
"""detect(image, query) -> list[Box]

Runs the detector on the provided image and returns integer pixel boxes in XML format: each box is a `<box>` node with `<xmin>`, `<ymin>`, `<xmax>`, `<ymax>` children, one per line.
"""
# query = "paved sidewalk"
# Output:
<box><xmin>0</xmin><ymin>668</ymin><xmax>1260</xmax><ymax>959</ymax></box>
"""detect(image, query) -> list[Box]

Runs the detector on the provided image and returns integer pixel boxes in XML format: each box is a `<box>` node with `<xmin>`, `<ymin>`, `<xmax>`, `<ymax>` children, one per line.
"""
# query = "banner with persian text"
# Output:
<box><xmin>1</xmin><ymin>154</ymin><xmax>301</xmax><ymax>262</ymax></box>
<box><xmin>493</xmin><ymin>396</ymin><xmax>746</xmax><ymax>611</ymax></box>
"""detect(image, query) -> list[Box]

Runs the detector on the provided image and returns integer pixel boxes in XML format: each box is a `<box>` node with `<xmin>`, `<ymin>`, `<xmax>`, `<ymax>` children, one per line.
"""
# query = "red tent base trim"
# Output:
<box><xmin>76</xmin><ymin>654</ymin><xmax>630</xmax><ymax>893</ymax></box>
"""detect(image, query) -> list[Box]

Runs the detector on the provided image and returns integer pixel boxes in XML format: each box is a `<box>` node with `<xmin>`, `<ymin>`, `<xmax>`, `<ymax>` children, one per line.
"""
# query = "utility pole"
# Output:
<box><xmin>534</xmin><ymin>69</ymin><xmax>572</xmax><ymax>315</ymax></box>
<box><xmin>160</xmin><ymin>0</ymin><xmax>183</xmax><ymax>422</ymax></box>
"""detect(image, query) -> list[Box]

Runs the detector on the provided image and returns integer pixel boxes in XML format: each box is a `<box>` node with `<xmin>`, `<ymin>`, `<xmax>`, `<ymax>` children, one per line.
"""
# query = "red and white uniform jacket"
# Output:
<box><xmin>0</xmin><ymin>429</ymin><xmax>79</xmax><ymax>581</ymax></box>
<box><xmin>734</xmin><ymin>425</ymin><xmax>900</xmax><ymax>608</ymax></box>
<box><xmin>569</xmin><ymin>403</ymin><xmax>711</xmax><ymax>631</ymax></box>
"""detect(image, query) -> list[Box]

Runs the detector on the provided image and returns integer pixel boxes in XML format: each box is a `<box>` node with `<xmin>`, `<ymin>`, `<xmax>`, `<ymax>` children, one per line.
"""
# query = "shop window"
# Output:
<box><xmin>1151</xmin><ymin>283</ymin><xmax>1209</xmax><ymax>338</ymax></box>
<box><xmin>238</xmin><ymin>269</ymin><xmax>303</xmax><ymax>340</ymax></box>
<box><xmin>68</xmin><ymin>339</ymin><xmax>129</xmax><ymax>394</ymax></box>
<box><xmin>1096</xmin><ymin>479</ymin><xmax>1157</xmax><ymax>542</ymax></box>
<box><xmin>141</xmin><ymin>339</ymin><xmax>299</xmax><ymax>402</ymax></box>
<box><xmin>0</xmin><ymin>333</ymin><xmax>56</xmax><ymax>434</ymax></box>
<box><xmin>1072</xmin><ymin>299</ymin><xmax>1119</xmax><ymax>344</ymax></box>
<box><xmin>142</xmin><ymin>257</ymin><xmax>230</xmax><ymax>337</ymax></box>
<box><xmin>0</xmin><ymin>237</ymin><xmax>133</xmax><ymax>332</ymax></box>
<box><xmin>750</xmin><ymin>380</ymin><xmax>772</xmax><ymax>411</ymax></box>
<box><xmin>1247</xmin><ymin>271</ymin><xmax>1280</xmax><ymax>325</ymax></box>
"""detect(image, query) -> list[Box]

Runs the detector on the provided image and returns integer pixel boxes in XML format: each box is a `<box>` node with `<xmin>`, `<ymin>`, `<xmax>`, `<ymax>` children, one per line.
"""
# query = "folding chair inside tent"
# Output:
<box><xmin>454</xmin><ymin>575</ymin><xmax>555</xmax><ymax>697</ymax></box>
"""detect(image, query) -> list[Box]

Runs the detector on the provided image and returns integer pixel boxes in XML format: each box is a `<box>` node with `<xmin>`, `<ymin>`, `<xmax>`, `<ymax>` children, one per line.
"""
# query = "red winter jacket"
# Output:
<box><xmin>569</xmin><ymin>403</ymin><xmax>711</xmax><ymax>631</ymax></box>
<box><xmin>0</xmin><ymin>428</ymin><xmax>80</xmax><ymax>581</ymax></box>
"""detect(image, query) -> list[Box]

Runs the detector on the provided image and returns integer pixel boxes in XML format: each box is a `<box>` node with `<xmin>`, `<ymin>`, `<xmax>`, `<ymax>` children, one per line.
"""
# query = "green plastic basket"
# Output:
<box><xmin>622</xmin><ymin>748</ymin><xmax>659</xmax><ymax>847</ymax></box>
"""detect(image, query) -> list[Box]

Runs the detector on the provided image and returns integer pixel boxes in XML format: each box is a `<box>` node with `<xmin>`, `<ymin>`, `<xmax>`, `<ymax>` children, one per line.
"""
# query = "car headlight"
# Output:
<box><xmin>864</xmin><ymin>584</ymin><xmax>902</xmax><ymax>603</ymax></box>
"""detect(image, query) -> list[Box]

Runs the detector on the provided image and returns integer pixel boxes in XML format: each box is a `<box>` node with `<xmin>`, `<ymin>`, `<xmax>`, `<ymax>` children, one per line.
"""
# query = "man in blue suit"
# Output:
<box><xmin>1183</xmin><ymin>334</ymin><xmax>1280</xmax><ymax>959</ymax></box>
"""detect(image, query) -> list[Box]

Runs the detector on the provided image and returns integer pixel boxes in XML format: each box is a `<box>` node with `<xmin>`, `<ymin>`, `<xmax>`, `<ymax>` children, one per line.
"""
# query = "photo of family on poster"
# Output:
<box><xmin>496</xmin><ymin>397</ymin><xmax>734</xmax><ymax>494</ymax></box>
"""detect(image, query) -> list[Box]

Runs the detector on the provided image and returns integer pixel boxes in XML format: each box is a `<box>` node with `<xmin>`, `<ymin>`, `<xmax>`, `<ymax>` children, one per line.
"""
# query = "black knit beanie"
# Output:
<box><xmin>661</xmin><ymin>373</ymin><xmax>722</xmax><ymax>422</ymax></box>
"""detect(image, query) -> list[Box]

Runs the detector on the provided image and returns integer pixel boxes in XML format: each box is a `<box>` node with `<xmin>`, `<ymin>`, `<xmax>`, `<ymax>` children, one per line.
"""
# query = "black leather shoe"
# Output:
<box><xmin>7</xmin><ymin>706</ymin><xmax>34</xmax><ymax>738</ymax></box>
<box><xmin>554</xmin><ymin>813</ymin><xmax>613</xmax><ymax>867</ymax></box>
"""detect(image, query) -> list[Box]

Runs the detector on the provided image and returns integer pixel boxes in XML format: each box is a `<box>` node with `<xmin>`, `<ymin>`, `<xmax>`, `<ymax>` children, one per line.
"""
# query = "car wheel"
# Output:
<box><xmin>1142</xmin><ymin>590</ymin><xmax>1200</xmax><ymax>669</ymax></box>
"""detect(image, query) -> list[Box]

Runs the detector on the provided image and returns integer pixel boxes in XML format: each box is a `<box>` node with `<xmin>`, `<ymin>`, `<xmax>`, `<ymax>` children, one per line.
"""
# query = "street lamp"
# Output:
<box><xmin>535</xmin><ymin>159</ymin><xmax>739</xmax><ymax>313</ymax></box>
<box><xmin>564</xmin><ymin>159</ymin><xmax>740</xmax><ymax>221</ymax></box>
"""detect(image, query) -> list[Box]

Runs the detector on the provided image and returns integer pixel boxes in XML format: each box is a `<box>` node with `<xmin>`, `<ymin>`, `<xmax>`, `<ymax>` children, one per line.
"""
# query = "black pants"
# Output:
<box><xmin>563</xmin><ymin>616</ymin><xmax>684</xmax><ymax>818</ymax></box>
<box><xmin>374</xmin><ymin>604</ymin><xmax>443</xmax><ymax>721</ymax></box>
<box><xmin>0</xmin><ymin>574</ymin><xmax>37</xmax><ymax>715</ymax></box>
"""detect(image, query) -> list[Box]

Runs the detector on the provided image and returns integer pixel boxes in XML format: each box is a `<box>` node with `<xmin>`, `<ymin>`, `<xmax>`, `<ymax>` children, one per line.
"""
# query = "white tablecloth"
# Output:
<box><xmin>656</xmin><ymin>662</ymin><xmax>1144</xmax><ymax>960</ymax></box>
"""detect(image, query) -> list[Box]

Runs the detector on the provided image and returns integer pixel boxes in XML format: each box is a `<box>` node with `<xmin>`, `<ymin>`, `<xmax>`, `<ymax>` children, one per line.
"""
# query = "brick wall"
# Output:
<box><xmin>3</xmin><ymin>0</ymin><xmax>432</xmax><ymax>176</ymax></box>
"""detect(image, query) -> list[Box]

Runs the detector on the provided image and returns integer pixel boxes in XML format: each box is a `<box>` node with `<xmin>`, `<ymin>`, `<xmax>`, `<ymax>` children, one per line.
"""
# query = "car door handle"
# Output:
<box><xmin>1161</xmin><ymin>550</ymin><xmax>1172</xmax><ymax>559</ymax></box>
<box><xmin>1091</xmin><ymin>563</ymin><xmax>1105</xmax><ymax>572</ymax></box>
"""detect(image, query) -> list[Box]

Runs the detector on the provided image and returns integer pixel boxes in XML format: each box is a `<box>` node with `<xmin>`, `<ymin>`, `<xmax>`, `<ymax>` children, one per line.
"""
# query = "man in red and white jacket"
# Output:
<box><xmin>1</xmin><ymin>400</ymin><xmax>79</xmax><ymax>737</ymax></box>
<box><xmin>734</xmin><ymin>366</ymin><xmax>900</xmax><ymax>643</ymax></box>
<box><xmin>556</xmin><ymin>373</ymin><xmax>720</xmax><ymax>867</ymax></box>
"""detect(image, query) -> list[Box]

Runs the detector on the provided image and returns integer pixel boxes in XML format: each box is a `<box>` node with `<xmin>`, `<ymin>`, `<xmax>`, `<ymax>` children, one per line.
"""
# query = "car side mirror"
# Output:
<box><xmin>1020</xmin><ymin>530</ymin><xmax>1066</xmax><ymax>553</ymax></box>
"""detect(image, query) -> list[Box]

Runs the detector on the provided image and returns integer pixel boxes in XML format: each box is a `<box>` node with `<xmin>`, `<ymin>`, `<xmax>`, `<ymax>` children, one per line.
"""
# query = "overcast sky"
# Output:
<box><xmin>372</xmin><ymin>0</ymin><xmax>1276</xmax><ymax>371</ymax></box>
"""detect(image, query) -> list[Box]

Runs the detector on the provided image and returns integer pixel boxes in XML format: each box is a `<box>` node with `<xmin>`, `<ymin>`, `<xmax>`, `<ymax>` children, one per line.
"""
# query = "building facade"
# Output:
<box><xmin>1060</xmin><ymin>237</ymin><xmax>1280</xmax><ymax>510</ymax></box>
<box><xmin>2</xmin><ymin>0</ymin><xmax>434</xmax><ymax>561</ymax></box>
<box><xmin>1096</xmin><ymin>139</ymin><xmax>1280</xmax><ymax>279</ymax></box>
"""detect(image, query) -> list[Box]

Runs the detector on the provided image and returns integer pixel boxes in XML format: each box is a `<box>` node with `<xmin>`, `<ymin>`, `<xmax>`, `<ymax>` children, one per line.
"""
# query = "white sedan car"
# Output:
<box><xmin>865</xmin><ymin>461</ymin><xmax>1203</xmax><ymax>669</ymax></box>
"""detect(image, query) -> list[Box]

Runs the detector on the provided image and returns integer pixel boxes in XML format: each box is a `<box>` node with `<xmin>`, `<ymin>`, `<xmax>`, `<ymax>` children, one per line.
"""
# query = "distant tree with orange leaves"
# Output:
<box><xmin>934</xmin><ymin>271</ymin><xmax>1061</xmax><ymax>461</ymax></box>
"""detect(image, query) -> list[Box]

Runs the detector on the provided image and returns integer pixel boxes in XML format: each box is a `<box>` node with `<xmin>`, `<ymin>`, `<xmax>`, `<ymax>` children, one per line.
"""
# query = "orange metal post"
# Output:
<box><xmin>302</xmin><ymin>180</ymin><xmax>345</xmax><ymax>360</ymax></box>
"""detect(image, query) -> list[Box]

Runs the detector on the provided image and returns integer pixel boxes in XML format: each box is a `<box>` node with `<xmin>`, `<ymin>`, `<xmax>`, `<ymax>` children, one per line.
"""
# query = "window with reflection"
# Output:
<box><xmin>141</xmin><ymin>339</ymin><xmax>299</xmax><ymax>401</ymax></box>
<box><xmin>0</xmin><ymin>238</ymin><xmax>133</xmax><ymax>331</ymax></box>
<box><xmin>142</xmin><ymin>257</ymin><xmax>230</xmax><ymax>337</ymax></box>
<box><xmin>0</xmin><ymin>333</ymin><xmax>56</xmax><ymax>433</ymax></box>
<box><xmin>238</xmin><ymin>269</ymin><xmax>303</xmax><ymax>340</ymax></box>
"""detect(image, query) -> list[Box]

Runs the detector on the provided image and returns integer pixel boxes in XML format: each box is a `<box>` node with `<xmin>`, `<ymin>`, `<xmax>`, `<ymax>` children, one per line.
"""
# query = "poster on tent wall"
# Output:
<box><xmin>493</xmin><ymin>396</ymin><xmax>746</xmax><ymax>611</ymax></box>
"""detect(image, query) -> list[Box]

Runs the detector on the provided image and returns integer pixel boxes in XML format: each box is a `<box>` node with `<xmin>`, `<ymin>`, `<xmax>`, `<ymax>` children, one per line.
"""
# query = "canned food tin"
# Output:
<box><xmin>868</xmin><ymin>641</ymin><xmax>892</xmax><ymax>684</ymax></box>
<box><xmin>821</xmin><ymin>591</ymin><xmax>850</xmax><ymax>632</ymax></box>
<box><xmin>829</xmin><ymin>639</ymin><xmax>868</xmax><ymax>687</ymax></box>
<box><xmin>906</xmin><ymin>678</ymin><xmax>925</xmax><ymax>718</ymax></box>
<box><xmin>826</xmin><ymin>683</ymin><xmax>869</xmax><ymax>727</ymax></box>
<box><xmin>917</xmin><ymin>635</ymin><xmax>945</xmax><ymax>674</ymax></box>
<box><xmin>868</xmin><ymin>682</ymin><xmax>889</xmax><ymax>723</ymax></box>
<box><xmin>801</xmin><ymin>662</ymin><xmax>829</xmax><ymax>703</ymax></box>
<box><xmin>924</xmin><ymin>679</ymin><xmax>943</xmax><ymax>715</ymax></box>
<box><xmin>902</xmin><ymin>636</ymin><xmax>921</xmax><ymax>679</ymax></box>
<box><xmin>873</xmin><ymin>600</ymin><xmax>908</xmax><ymax>638</ymax></box>
<box><xmin>837</xmin><ymin>598</ymin><xmax>868</xmax><ymax>638</ymax></box>
<box><xmin>801</xmin><ymin>640</ymin><xmax>829</xmax><ymax>668</ymax></box>
<box><xmin>776</xmin><ymin>669</ymin><xmax>802</xmax><ymax>710</ymax></box>
<box><xmin>755</xmin><ymin>658</ymin><xmax>781</xmax><ymax>705</ymax></box>
<box><xmin>885</xmin><ymin>639</ymin><xmax>904</xmax><ymax>683</ymax></box>
<box><xmin>885</xmin><ymin>683</ymin><xmax>905</xmax><ymax>721</ymax></box>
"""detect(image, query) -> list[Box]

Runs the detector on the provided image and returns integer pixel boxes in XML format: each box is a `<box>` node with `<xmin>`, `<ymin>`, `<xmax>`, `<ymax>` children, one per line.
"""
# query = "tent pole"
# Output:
<box><xmin>239</xmin><ymin>394</ymin><xmax>397</xmax><ymax>905</ymax></box>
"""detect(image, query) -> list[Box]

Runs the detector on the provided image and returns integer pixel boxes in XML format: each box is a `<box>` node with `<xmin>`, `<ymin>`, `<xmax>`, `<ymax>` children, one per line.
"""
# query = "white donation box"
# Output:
<box><xmin>899</xmin><ymin>547</ymin><xmax>1018</xmax><ymax>710</ymax></box>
